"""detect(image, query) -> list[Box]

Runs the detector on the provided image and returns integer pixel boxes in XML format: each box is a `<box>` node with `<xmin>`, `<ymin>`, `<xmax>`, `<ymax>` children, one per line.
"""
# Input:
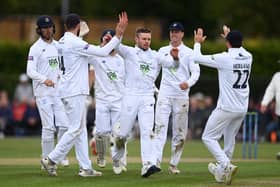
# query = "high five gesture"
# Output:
<box><xmin>115</xmin><ymin>11</ymin><xmax>128</xmax><ymax>38</ymax></box>
<box><xmin>194</xmin><ymin>28</ymin><xmax>207</xmax><ymax>43</ymax></box>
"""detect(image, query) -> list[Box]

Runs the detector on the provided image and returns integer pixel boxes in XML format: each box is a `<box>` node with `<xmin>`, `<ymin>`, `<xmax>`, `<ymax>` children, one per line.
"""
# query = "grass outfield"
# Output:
<box><xmin>0</xmin><ymin>137</ymin><xmax>279</xmax><ymax>187</ymax></box>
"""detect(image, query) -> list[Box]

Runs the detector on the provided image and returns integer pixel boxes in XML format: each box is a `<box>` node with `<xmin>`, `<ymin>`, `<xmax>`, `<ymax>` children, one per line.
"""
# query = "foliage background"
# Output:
<box><xmin>0</xmin><ymin>0</ymin><xmax>280</xmax><ymax>100</ymax></box>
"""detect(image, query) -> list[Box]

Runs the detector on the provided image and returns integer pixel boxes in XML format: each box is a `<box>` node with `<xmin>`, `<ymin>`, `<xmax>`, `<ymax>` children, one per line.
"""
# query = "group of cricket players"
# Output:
<box><xmin>26</xmin><ymin>11</ymin><xmax>252</xmax><ymax>185</ymax></box>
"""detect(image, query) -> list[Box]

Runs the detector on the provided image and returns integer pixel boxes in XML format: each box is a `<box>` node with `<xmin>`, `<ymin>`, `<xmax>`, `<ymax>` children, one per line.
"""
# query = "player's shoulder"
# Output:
<box><xmin>115</xmin><ymin>54</ymin><xmax>124</xmax><ymax>61</ymax></box>
<box><xmin>149</xmin><ymin>48</ymin><xmax>158</xmax><ymax>55</ymax></box>
<box><xmin>273</xmin><ymin>72</ymin><xmax>280</xmax><ymax>79</ymax></box>
<box><xmin>52</xmin><ymin>39</ymin><xmax>59</xmax><ymax>45</ymax></box>
<box><xmin>180</xmin><ymin>44</ymin><xmax>193</xmax><ymax>52</ymax></box>
<box><xmin>158</xmin><ymin>45</ymin><xmax>171</xmax><ymax>53</ymax></box>
<box><xmin>240</xmin><ymin>47</ymin><xmax>252</xmax><ymax>58</ymax></box>
<box><xmin>29</xmin><ymin>38</ymin><xmax>44</xmax><ymax>54</ymax></box>
<box><xmin>63</xmin><ymin>32</ymin><xmax>87</xmax><ymax>47</ymax></box>
<box><xmin>30</xmin><ymin>38</ymin><xmax>42</xmax><ymax>48</ymax></box>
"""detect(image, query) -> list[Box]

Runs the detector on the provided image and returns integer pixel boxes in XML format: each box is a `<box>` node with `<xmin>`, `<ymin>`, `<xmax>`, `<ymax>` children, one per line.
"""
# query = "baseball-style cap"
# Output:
<box><xmin>65</xmin><ymin>13</ymin><xmax>80</xmax><ymax>30</ymax></box>
<box><xmin>169</xmin><ymin>22</ymin><xmax>184</xmax><ymax>31</ymax></box>
<box><xmin>100</xmin><ymin>29</ymin><xmax>116</xmax><ymax>42</ymax></box>
<box><xmin>226</xmin><ymin>30</ymin><xmax>243</xmax><ymax>47</ymax></box>
<box><xmin>36</xmin><ymin>15</ymin><xmax>54</xmax><ymax>28</ymax></box>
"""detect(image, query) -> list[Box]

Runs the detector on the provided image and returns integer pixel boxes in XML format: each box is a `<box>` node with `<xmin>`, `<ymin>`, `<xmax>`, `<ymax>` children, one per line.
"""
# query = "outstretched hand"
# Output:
<box><xmin>221</xmin><ymin>25</ymin><xmax>230</xmax><ymax>38</ymax></box>
<box><xmin>179</xmin><ymin>82</ymin><xmax>189</xmax><ymax>90</ymax></box>
<box><xmin>115</xmin><ymin>11</ymin><xmax>128</xmax><ymax>38</ymax></box>
<box><xmin>194</xmin><ymin>28</ymin><xmax>207</xmax><ymax>43</ymax></box>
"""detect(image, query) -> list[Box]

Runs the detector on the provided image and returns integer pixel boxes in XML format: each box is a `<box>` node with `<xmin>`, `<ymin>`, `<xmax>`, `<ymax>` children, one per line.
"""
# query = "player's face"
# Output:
<box><xmin>41</xmin><ymin>27</ymin><xmax>54</xmax><ymax>41</ymax></box>
<box><xmin>135</xmin><ymin>33</ymin><xmax>151</xmax><ymax>50</ymax></box>
<box><xmin>169</xmin><ymin>30</ymin><xmax>184</xmax><ymax>43</ymax></box>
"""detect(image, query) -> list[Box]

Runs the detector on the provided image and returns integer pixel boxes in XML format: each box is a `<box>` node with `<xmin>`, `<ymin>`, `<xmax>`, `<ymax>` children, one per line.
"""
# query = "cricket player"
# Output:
<box><xmin>41</xmin><ymin>12</ymin><xmax>128</xmax><ymax>177</ymax></box>
<box><xmin>154</xmin><ymin>22</ymin><xmax>200</xmax><ymax>174</ymax></box>
<box><xmin>113</xmin><ymin>28</ymin><xmax>180</xmax><ymax>177</ymax></box>
<box><xmin>89</xmin><ymin>29</ymin><xmax>127</xmax><ymax>174</ymax></box>
<box><xmin>193</xmin><ymin>26</ymin><xmax>252</xmax><ymax>185</ymax></box>
<box><xmin>260</xmin><ymin>72</ymin><xmax>280</xmax><ymax>159</ymax></box>
<box><xmin>26</xmin><ymin>15</ymin><xmax>69</xmax><ymax>168</ymax></box>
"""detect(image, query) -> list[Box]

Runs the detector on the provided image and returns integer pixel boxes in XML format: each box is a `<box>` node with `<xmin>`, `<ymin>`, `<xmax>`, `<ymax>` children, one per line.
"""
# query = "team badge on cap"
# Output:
<box><xmin>45</xmin><ymin>17</ymin><xmax>50</xmax><ymax>22</ymax></box>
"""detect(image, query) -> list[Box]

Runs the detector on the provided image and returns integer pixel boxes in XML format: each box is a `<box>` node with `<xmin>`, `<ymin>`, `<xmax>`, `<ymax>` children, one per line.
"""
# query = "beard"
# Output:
<box><xmin>42</xmin><ymin>32</ymin><xmax>53</xmax><ymax>42</ymax></box>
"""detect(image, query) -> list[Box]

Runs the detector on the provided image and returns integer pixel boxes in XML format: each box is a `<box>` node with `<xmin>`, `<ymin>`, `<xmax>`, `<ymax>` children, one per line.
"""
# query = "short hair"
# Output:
<box><xmin>226</xmin><ymin>30</ymin><xmax>243</xmax><ymax>48</ymax></box>
<box><xmin>65</xmin><ymin>13</ymin><xmax>80</xmax><ymax>30</ymax></box>
<box><xmin>135</xmin><ymin>27</ymin><xmax>152</xmax><ymax>37</ymax></box>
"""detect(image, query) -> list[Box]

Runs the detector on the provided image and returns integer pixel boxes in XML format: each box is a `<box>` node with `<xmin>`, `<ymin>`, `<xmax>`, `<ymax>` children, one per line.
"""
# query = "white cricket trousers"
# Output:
<box><xmin>154</xmin><ymin>96</ymin><xmax>189</xmax><ymax>166</ymax></box>
<box><xmin>117</xmin><ymin>94</ymin><xmax>156</xmax><ymax>165</ymax></box>
<box><xmin>48</xmin><ymin>95</ymin><xmax>92</xmax><ymax>170</ymax></box>
<box><xmin>202</xmin><ymin>108</ymin><xmax>245</xmax><ymax>165</ymax></box>
<box><xmin>36</xmin><ymin>96</ymin><xmax>68</xmax><ymax>158</ymax></box>
<box><xmin>95</xmin><ymin>98</ymin><xmax>124</xmax><ymax>162</ymax></box>
<box><xmin>95</xmin><ymin>98</ymin><xmax>121</xmax><ymax>135</ymax></box>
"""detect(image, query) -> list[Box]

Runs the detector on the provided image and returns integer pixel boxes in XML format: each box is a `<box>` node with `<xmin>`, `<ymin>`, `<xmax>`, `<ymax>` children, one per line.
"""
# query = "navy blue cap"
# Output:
<box><xmin>36</xmin><ymin>15</ymin><xmax>54</xmax><ymax>28</ymax></box>
<box><xmin>169</xmin><ymin>22</ymin><xmax>184</xmax><ymax>31</ymax></box>
<box><xmin>100</xmin><ymin>29</ymin><xmax>116</xmax><ymax>42</ymax></box>
<box><xmin>226</xmin><ymin>30</ymin><xmax>243</xmax><ymax>47</ymax></box>
<box><xmin>65</xmin><ymin>13</ymin><xmax>80</xmax><ymax>29</ymax></box>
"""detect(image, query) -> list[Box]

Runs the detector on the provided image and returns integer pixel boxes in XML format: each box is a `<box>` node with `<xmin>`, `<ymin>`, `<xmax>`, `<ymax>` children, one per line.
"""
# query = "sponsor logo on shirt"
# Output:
<box><xmin>140</xmin><ymin>63</ymin><xmax>150</xmax><ymax>74</ymax></box>
<box><xmin>107</xmin><ymin>71</ymin><xmax>118</xmax><ymax>81</ymax></box>
<box><xmin>48</xmin><ymin>57</ymin><xmax>59</xmax><ymax>69</ymax></box>
<box><xmin>28</xmin><ymin>56</ymin><xmax>34</xmax><ymax>61</ymax></box>
<box><xmin>168</xmin><ymin>67</ymin><xmax>177</xmax><ymax>74</ymax></box>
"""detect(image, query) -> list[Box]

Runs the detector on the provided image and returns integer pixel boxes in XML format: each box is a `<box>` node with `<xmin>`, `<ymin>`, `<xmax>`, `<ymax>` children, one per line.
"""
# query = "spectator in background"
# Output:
<box><xmin>0</xmin><ymin>90</ymin><xmax>13</xmax><ymax>138</ymax></box>
<box><xmin>12</xmin><ymin>97</ymin><xmax>27</xmax><ymax>136</ymax></box>
<box><xmin>23</xmin><ymin>98</ymin><xmax>41</xmax><ymax>136</ymax></box>
<box><xmin>14</xmin><ymin>73</ymin><xmax>33</xmax><ymax>104</ymax></box>
<box><xmin>204</xmin><ymin>95</ymin><xmax>215</xmax><ymax>116</ymax></box>
<box><xmin>12</xmin><ymin>73</ymin><xmax>33</xmax><ymax>136</ymax></box>
<box><xmin>188</xmin><ymin>93</ymin><xmax>207</xmax><ymax>139</ymax></box>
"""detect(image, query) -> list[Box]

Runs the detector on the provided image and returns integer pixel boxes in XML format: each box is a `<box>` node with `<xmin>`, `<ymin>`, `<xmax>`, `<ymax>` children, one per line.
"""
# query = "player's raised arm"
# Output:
<box><xmin>115</xmin><ymin>11</ymin><xmax>128</xmax><ymax>39</ymax></box>
<box><xmin>193</xmin><ymin>28</ymin><xmax>220</xmax><ymax>69</ymax></box>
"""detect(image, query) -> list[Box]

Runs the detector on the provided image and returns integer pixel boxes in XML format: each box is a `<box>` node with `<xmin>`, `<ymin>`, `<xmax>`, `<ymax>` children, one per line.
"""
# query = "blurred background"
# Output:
<box><xmin>0</xmin><ymin>0</ymin><xmax>279</xmax><ymax>142</ymax></box>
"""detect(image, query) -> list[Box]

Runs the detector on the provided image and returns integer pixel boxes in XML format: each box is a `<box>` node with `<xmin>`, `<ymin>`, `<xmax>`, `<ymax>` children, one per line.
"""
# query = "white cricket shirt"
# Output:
<box><xmin>261</xmin><ymin>72</ymin><xmax>280</xmax><ymax>116</ymax></box>
<box><xmin>57</xmin><ymin>32</ymin><xmax>120</xmax><ymax>98</ymax></box>
<box><xmin>117</xmin><ymin>44</ymin><xmax>176</xmax><ymax>96</ymax></box>
<box><xmin>27</xmin><ymin>38</ymin><xmax>60</xmax><ymax>97</ymax></box>
<box><xmin>193</xmin><ymin>43</ymin><xmax>252</xmax><ymax>112</ymax></box>
<box><xmin>158</xmin><ymin>43</ymin><xmax>200</xmax><ymax>98</ymax></box>
<box><xmin>90</xmin><ymin>53</ymin><xmax>125</xmax><ymax>102</ymax></box>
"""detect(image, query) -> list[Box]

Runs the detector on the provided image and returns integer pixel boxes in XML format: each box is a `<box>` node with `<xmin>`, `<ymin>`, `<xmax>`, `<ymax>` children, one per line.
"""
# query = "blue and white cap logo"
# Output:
<box><xmin>45</xmin><ymin>17</ymin><xmax>50</xmax><ymax>23</ymax></box>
